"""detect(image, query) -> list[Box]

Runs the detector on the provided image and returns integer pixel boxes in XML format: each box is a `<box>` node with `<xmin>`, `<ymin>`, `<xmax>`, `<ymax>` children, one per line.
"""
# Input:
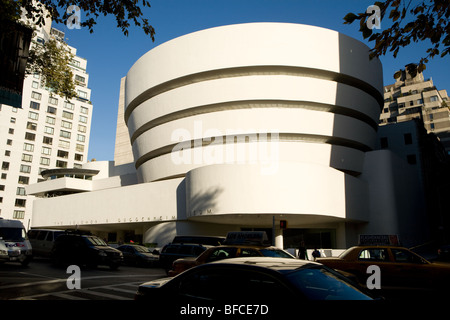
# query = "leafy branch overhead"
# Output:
<box><xmin>344</xmin><ymin>0</ymin><xmax>450</xmax><ymax>78</ymax></box>
<box><xmin>12</xmin><ymin>0</ymin><xmax>156</xmax><ymax>40</ymax></box>
<box><xmin>0</xmin><ymin>0</ymin><xmax>156</xmax><ymax>99</ymax></box>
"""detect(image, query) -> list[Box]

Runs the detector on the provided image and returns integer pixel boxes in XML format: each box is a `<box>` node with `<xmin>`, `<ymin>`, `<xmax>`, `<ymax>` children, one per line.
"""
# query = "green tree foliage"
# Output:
<box><xmin>26</xmin><ymin>39</ymin><xmax>76</xmax><ymax>99</ymax></box>
<box><xmin>344</xmin><ymin>0</ymin><xmax>450</xmax><ymax>78</ymax></box>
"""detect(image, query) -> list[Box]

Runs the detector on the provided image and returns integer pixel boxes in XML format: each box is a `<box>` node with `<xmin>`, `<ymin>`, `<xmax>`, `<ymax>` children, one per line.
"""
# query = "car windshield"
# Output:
<box><xmin>84</xmin><ymin>237</ymin><xmax>108</xmax><ymax>246</ymax></box>
<box><xmin>286</xmin><ymin>266</ymin><xmax>372</xmax><ymax>300</ymax></box>
<box><xmin>259</xmin><ymin>248</ymin><xmax>293</xmax><ymax>258</ymax></box>
<box><xmin>0</xmin><ymin>228</ymin><xmax>27</xmax><ymax>241</ymax></box>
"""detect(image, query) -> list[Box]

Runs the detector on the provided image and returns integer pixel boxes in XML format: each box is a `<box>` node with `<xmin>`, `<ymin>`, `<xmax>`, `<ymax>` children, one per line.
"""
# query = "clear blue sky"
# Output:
<box><xmin>52</xmin><ymin>0</ymin><xmax>450</xmax><ymax>161</ymax></box>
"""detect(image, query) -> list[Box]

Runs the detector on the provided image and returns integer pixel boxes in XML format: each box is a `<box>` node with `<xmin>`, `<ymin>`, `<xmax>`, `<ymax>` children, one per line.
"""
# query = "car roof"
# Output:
<box><xmin>208</xmin><ymin>257</ymin><xmax>321</xmax><ymax>271</ymax></box>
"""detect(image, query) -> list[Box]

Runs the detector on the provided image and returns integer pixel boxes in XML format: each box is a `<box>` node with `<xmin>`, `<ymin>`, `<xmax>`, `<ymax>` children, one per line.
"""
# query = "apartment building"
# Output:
<box><xmin>0</xmin><ymin>23</ymin><xmax>93</xmax><ymax>227</ymax></box>
<box><xmin>380</xmin><ymin>69</ymin><xmax>450</xmax><ymax>153</ymax></box>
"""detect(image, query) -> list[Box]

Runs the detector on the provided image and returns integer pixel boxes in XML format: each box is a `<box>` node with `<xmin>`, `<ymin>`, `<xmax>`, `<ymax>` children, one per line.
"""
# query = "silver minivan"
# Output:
<box><xmin>0</xmin><ymin>218</ymin><xmax>33</xmax><ymax>266</ymax></box>
<box><xmin>28</xmin><ymin>229</ymin><xmax>65</xmax><ymax>257</ymax></box>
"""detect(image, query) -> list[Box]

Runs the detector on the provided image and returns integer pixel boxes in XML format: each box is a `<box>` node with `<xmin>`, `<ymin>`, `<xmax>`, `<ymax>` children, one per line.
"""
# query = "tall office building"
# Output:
<box><xmin>380</xmin><ymin>69</ymin><xmax>450</xmax><ymax>153</ymax></box>
<box><xmin>0</xmin><ymin>21</ymin><xmax>93</xmax><ymax>227</ymax></box>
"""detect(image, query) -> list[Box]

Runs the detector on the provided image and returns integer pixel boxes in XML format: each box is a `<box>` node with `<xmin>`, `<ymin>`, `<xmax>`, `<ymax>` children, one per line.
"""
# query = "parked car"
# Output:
<box><xmin>0</xmin><ymin>218</ymin><xmax>33</xmax><ymax>266</ymax></box>
<box><xmin>159</xmin><ymin>243</ymin><xmax>212</xmax><ymax>273</ymax></box>
<box><xmin>117</xmin><ymin>244</ymin><xmax>159</xmax><ymax>267</ymax></box>
<box><xmin>169</xmin><ymin>244</ymin><xmax>295</xmax><ymax>276</ymax></box>
<box><xmin>317</xmin><ymin>245</ymin><xmax>450</xmax><ymax>289</ymax></box>
<box><xmin>51</xmin><ymin>232</ymin><xmax>123</xmax><ymax>269</ymax></box>
<box><xmin>135</xmin><ymin>257</ymin><xmax>375</xmax><ymax>310</ymax></box>
<box><xmin>28</xmin><ymin>229</ymin><xmax>64</xmax><ymax>257</ymax></box>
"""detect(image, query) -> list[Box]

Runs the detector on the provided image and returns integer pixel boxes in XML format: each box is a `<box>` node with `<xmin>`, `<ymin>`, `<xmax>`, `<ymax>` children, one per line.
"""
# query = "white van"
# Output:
<box><xmin>0</xmin><ymin>218</ymin><xmax>33</xmax><ymax>266</ymax></box>
<box><xmin>28</xmin><ymin>229</ymin><xmax>64</xmax><ymax>257</ymax></box>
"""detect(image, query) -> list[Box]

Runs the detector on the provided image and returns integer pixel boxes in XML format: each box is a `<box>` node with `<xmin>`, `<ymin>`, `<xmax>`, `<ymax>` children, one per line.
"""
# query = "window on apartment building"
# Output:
<box><xmin>61</xmin><ymin>120</ymin><xmax>72</xmax><ymax>129</ymax></box>
<box><xmin>407</xmin><ymin>154</ymin><xmax>417</xmax><ymax>165</ymax></box>
<box><xmin>18</xmin><ymin>176</ymin><xmax>29</xmax><ymax>185</ymax></box>
<box><xmin>380</xmin><ymin>137</ymin><xmax>388</xmax><ymax>149</ymax></box>
<box><xmin>47</xmin><ymin>106</ymin><xmax>57</xmax><ymax>114</ymax></box>
<box><xmin>75</xmin><ymin>75</ymin><xmax>85</xmax><ymax>83</ymax></box>
<box><xmin>59</xmin><ymin>140</ymin><xmax>70</xmax><ymax>149</ymax></box>
<box><xmin>74</xmin><ymin>154</ymin><xmax>83</xmax><ymax>161</ymax></box>
<box><xmin>13</xmin><ymin>210</ymin><xmax>25</xmax><ymax>219</ymax></box>
<box><xmin>77</xmin><ymin>90</ymin><xmax>87</xmax><ymax>99</ymax></box>
<box><xmin>56</xmin><ymin>160</ymin><xmax>67</xmax><ymax>168</ymax></box>
<box><xmin>40</xmin><ymin>157</ymin><xmax>50</xmax><ymax>166</ymax></box>
<box><xmin>44</xmin><ymin>126</ymin><xmax>54</xmax><ymax>135</ymax></box>
<box><xmin>409</xmin><ymin>101</ymin><xmax>414</xmax><ymax>106</ymax></box>
<box><xmin>417</xmin><ymin>99</ymin><xmax>423</xmax><ymax>104</ymax></box>
<box><xmin>41</xmin><ymin>147</ymin><xmax>52</xmax><ymax>155</ymax></box>
<box><xmin>10</xmin><ymin>117</ymin><xmax>16</xmax><ymax>123</ymax></box>
<box><xmin>15</xmin><ymin>200</ymin><xmax>26</xmax><ymax>209</ymax></box>
<box><xmin>32</xmin><ymin>81</ymin><xmax>39</xmax><ymax>89</ymax></box>
<box><xmin>1</xmin><ymin>162</ymin><xmax>9</xmax><ymax>170</ymax></box>
<box><xmin>404</xmin><ymin>133</ymin><xmax>413</xmax><ymax>145</ymax></box>
<box><xmin>60</xmin><ymin>130</ymin><xmax>71</xmax><ymax>139</ymax></box>
<box><xmin>30</xmin><ymin>101</ymin><xmax>40</xmax><ymax>110</ymax></box>
<box><xmin>48</xmin><ymin>97</ymin><xmax>58</xmax><ymax>105</ymax></box>
<box><xmin>7</xmin><ymin>139</ymin><xmax>12</xmax><ymax>146</ymax></box>
<box><xmin>429</xmin><ymin>114</ymin><xmax>434</xmax><ymax>120</ymax></box>
<box><xmin>8</xmin><ymin>128</ymin><xmax>14</xmax><ymax>134</ymax></box>
<box><xmin>79</xmin><ymin>115</ymin><xmax>88</xmax><ymax>123</ymax></box>
<box><xmin>76</xmin><ymin>144</ymin><xmax>84</xmax><ymax>152</ymax></box>
<box><xmin>57</xmin><ymin>150</ymin><xmax>69</xmax><ymax>158</ymax></box>
<box><xmin>430</xmin><ymin>123</ymin><xmax>435</xmax><ymax>130</ymax></box>
<box><xmin>23</xmin><ymin>143</ymin><xmax>34</xmax><ymax>152</ymax></box>
<box><xmin>21</xmin><ymin>154</ymin><xmax>33</xmax><ymax>162</ymax></box>
<box><xmin>46</xmin><ymin>116</ymin><xmax>56</xmax><ymax>125</ymax></box>
<box><xmin>77</xmin><ymin>134</ymin><xmax>85</xmax><ymax>142</ymax></box>
<box><xmin>63</xmin><ymin>101</ymin><xmax>74</xmax><ymax>110</ymax></box>
<box><xmin>25</xmin><ymin>132</ymin><xmax>36</xmax><ymax>141</ymax></box>
<box><xmin>16</xmin><ymin>187</ymin><xmax>26</xmax><ymax>196</ymax></box>
<box><xmin>20</xmin><ymin>165</ymin><xmax>31</xmax><ymax>173</ymax></box>
<box><xmin>78</xmin><ymin>124</ymin><xmax>86</xmax><ymax>133</ymax></box>
<box><xmin>430</xmin><ymin>96</ymin><xmax>438</xmax><ymax>102</ymax></box>
<box><xmin>31</xmin><ymin>91</ymin><xmax>41</xmax><ymax>100</ymax></box>
<box><xmin>1</xmin><ymin>173</ymin><xmax>6</xmax><ymax>179</ymax></box>
<box><xmin>5</xmin><ymin>150</ymin><xmax>10</xmax><ymax>157</ymax></box>
<box><xmin>71</xmin><ymin>59</ymin><xmax>80</xmax><ymax>67</ymax></box>
<box><xmin>80</xmin><ymin>106</ymin><xmax>88</xmax><ymax>114</ymax></box>
<box><xmin>28</xmin><ymin>111</ymin><xmax>39</xmax><ymax>120</ymax></box>
<box><xmin>43</xmin><ymin>136</ymin><xmax>53</xmax><ymax>145</ymax></box>
<box><xmin>62</xmin><ymin>111</ymin><xmax>73</xmax><ymax>120</ymax></box>
<box><xmin>27</xmin><ymin>122</ymin><xmax>37</xmax><ymax>131</ymax></box>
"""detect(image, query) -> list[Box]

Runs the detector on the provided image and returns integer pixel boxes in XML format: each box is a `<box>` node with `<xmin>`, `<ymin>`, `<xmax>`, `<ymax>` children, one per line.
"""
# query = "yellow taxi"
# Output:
<box><xmin>317</xmin><ymin>245</ymin><xmax>450</xmax><ymax>289</ymax></box>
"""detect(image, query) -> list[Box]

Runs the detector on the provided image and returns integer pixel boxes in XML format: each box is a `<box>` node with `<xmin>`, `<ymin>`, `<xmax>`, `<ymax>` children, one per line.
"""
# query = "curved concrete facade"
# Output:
<box><xmin>125</xmin><ymin>23</ymin><xmax>383</xmax><ymax>186</ymax></box>
<box><xmin>29</xmin><ymin>23</ymin><xmax>430</xmax><ymax>249</ymax></box>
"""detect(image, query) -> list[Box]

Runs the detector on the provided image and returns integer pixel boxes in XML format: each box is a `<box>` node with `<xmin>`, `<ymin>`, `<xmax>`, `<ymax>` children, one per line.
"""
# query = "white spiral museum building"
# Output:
<box><xmin>28</xmin><ymin>23</ymin><xmax>427</xmax><ymax>249</ymax></box>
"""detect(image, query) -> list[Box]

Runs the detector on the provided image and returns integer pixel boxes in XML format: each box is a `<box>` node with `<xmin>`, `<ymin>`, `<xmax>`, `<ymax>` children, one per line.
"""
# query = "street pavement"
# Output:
<box><xmin>0</xmin><ymin>257</ymin><xmax>165</xmax><ymax>300</ymax></box>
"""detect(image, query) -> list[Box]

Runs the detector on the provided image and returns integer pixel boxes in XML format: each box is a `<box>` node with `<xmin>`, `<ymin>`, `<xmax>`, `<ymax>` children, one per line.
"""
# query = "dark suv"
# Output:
<box><xmin>51</xmin><ymin>233</ymin><xmax>123</xmax><ymax>269</ymax></box>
